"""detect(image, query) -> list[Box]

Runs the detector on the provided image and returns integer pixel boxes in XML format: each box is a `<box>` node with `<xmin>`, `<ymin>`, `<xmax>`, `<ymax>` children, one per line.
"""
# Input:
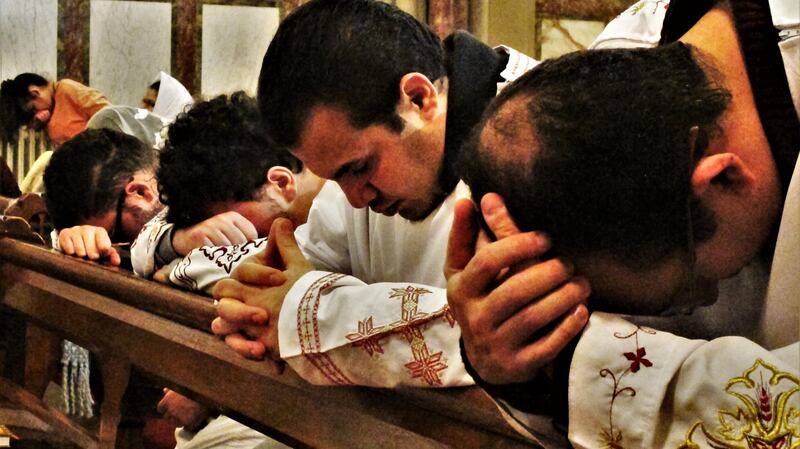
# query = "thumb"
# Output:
<box><xmin>480</xmin><ymin>193</ymin><xmax>521</xmax><ymax>240</ymax></box>
<box><xmin>269</xmin><ymin>218</ymin><xmax>306</xmax><ymax>270</ymax></box>
<box><xmin>445</xmin><ymin>199</ymin><xmax>478</xmax><ymax>279</ymax></box>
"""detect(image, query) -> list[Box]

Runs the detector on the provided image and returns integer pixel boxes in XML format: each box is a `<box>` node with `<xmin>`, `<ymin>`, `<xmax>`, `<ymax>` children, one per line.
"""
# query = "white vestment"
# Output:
<box><xmin>497</xmin><ymin>1</ymin><xmax>800</xmax><ymax>446</ymax></box>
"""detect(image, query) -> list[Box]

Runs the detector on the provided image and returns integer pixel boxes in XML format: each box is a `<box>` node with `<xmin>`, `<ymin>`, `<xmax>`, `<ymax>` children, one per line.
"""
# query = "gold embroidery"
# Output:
<box><xmin>679</xmin><ymin>359</ymin><xmax>799</xmax><ymax>449</ymax></box>
<box><xmin>345</xmin><ymin>286</ymin><xmax>451</xmax><ymax>386</ymax></box>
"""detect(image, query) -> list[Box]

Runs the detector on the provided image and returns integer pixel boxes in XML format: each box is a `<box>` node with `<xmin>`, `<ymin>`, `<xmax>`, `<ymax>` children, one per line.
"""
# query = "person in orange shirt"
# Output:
<box><xmin>0</xmin><ymin>73</ymin><xmax>110</xmax><ymax>147</ymax></box>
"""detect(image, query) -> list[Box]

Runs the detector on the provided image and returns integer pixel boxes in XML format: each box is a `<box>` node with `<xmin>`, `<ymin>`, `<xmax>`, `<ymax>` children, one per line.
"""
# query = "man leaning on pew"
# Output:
<box><xmin>447</xmin><ymin>0</ymin><xmax>799</xmax><ymax>446</ymax></box>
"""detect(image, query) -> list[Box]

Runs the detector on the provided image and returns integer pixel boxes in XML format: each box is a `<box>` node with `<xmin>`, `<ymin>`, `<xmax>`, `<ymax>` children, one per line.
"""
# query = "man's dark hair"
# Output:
<box><xmin>157</xmin><ymin>91</ymin><xmax>302</xmax><ymax>229</ymax></box>
<box><xmin>0</xmin><ymin>73</ymin><xmax>49</xmax><ymax>142</ymax></box>
<box><xmin>257</xmin><ymin>0</ymin><xmax>445</xmax><ymax>149</ymax></box>
<box><xmin>460</xmin><ymin>42</ymin><xmax>731</xmax><ymax>269</ymax></box>
<box><xmin>44</xmin><ymin>128</ymin><xmax>156</xmax><ymax>230</ymax></box>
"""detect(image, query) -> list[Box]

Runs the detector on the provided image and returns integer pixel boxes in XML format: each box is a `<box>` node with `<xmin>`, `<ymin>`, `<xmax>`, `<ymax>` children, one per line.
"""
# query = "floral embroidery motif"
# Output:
<box><xmin>624</xmin><ymin>347</ymin><xmax>653</xmax><ymax>373</ymax></box>
<box><xmin>345</xmin><ymin>286</ymin><xmax>454</xmax><ymax>386</ymax></box>
<box><xmin>171</xmin><ymin>255</ymin><xmax>198</xmax><ymax>290</ymax></box>
<box><xmin>200</xmin><ymin>239</ymin><xmax>266</xmax><ymax>274</ymax></box>
<box><xmin>347</xmin><ymin>317</ymin><xmax>387</xmax><ymax>356</ymax></box>
<box><xmin>598</xmin><ymin>325</ymin><xmax>657</xmax><ymax>448</ymax></box>
<box><xmin>678</xmin><ymin>359</ymin><xmax>800</xmax><ymax>449</ymax></box>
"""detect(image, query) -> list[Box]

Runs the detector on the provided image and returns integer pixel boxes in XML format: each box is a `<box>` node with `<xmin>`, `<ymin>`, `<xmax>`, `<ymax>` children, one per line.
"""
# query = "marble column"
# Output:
<box><xmin>59</xmin><ymin>0</ymin><xmax>89</xmax><ymax>82</ymax></box>
<box><xmin>428</xmin><ymin>0</ymin><xmax>469</xmax><ymax>38</ymax></box>
<box><xmin>428</xmin><ymin>0</ymin><xmax>454</xmax><ymax>38</ymax></box>
<box><xmin>174</xmin><ymin>0</ymin><xmax>198</xmax><ymax>95</ymax></box>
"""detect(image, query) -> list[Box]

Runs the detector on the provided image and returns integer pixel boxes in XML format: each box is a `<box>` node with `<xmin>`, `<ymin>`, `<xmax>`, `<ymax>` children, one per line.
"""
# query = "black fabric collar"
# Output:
<box><xmin>439</xmin><ymin>31</ymin><xmax>509</xmax><ymax>196</ymax></box>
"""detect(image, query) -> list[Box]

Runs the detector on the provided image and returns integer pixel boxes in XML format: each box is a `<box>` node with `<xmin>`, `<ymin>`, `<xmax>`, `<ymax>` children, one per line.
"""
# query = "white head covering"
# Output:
<box><xmin>152</xmin><ymin>71</ymin><xmax>194</xmax><ymax>123</ymax></box>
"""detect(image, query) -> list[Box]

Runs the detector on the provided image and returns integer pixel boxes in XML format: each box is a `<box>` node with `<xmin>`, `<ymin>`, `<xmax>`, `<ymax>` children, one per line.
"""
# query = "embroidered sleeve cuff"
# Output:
<box><xmin>278</xmin><ymin>270</ymin><xmax>340</xmax><ymax>360</ymax></box>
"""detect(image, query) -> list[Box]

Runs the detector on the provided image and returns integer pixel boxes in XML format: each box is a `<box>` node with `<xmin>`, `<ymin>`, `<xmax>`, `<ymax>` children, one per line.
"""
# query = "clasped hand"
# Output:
<box><xmin>445</xmin><ymin>193</ymin><xmax>590</xmax><ymax>384</ymax></box>
<box><xmin>211</xmin><ymin>218</ymin><xmax>312</xmax><ymax>373</ymax></box>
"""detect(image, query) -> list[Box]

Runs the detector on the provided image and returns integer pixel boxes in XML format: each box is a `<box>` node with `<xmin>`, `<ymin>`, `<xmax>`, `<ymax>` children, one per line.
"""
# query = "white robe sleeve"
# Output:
<box><xmin>130</xmin><ymin>208</ymin><xmax>173</xmax><ymax>278</ymax></box>
<box><xmin>567</xmin><ymin>312</ymin><xmax>800</xmax><ymax>449</ymax></box>
<box><xmin>277</xmin><ymin>270</ymin><xmax>473</xmax><ymax>388</ymax></box>
<box><xmin>293</xmin><ymin>181</ymin><xmax>352</xmax><ymax>274</ymax></box>
<box><xmin>167</xmin><ymin>238</ymin><xmax>268</xmax><ymax>293</ymax></box>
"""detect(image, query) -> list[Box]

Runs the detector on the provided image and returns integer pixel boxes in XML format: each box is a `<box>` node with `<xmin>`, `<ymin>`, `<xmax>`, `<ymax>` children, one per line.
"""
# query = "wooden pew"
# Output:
<box><xmin>0</xmin><ymin>238</ymin><xmax>541</xmax><ymax>449</ymax></box>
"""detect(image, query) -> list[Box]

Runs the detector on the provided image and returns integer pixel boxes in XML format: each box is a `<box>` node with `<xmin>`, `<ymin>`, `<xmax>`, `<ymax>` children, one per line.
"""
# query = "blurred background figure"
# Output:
<box><xmin>0</xmin><ymin>73</ymin><xmax>110</xmax><ymax>147</ymax></box>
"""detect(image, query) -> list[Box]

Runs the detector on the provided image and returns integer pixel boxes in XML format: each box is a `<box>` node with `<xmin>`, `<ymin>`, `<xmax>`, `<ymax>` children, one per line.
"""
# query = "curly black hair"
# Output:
<box><xmin>0</xmin><ymin>73</ymin><xmax>49</xmax><ymax>142</ymax></box>
<box><xmin>460</xmin><ymin>42</ymin><xmax>731</xmax><ymax>270</ymax></box>
<box><xmin>157</xmin><ymin>91</ymin><xmax>302</xmax><ymax>229</ymax></box>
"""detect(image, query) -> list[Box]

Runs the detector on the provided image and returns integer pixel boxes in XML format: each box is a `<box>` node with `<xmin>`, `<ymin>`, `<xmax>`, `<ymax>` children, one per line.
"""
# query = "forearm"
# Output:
<box><xmin>568</xmin><ymin>312</ymin><xmax>800</xmax><ymax>448</ymax></box>
<box><xmin>167</xmin><ymin>238</ymin><xmax>268</xmax><ymax>292</ymax></box>
<box><xmin>278</xmin><ymin>271</ymin><xmax>473</xmax><ymax>388</ymax></box>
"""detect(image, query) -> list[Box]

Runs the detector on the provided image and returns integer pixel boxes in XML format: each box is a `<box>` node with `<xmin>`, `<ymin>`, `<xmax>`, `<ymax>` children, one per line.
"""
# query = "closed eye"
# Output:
<box><xmin>334</xmin><ymin>158</ymin><xmax>369</xmax><ymax>180</ymax></box>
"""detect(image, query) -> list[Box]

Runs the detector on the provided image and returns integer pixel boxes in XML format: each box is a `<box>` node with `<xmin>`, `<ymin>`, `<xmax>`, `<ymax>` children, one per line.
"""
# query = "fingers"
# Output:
<box><xmin>153</xmin><ymin>265</ymin><xmax>171</xmax><ymax>283</ymax></box>
<box><xmin>58</xmin><ymin>231</ymin><xmax>75</xmax><ymax>255</ymax></box>
<box><xmin>230</xmin><ymin>213</ymin><xmax>259</xmax><ymax>242</ymax></box>
<box><xmin>454</xmin><ymin>232</ymin><xmax>552</xmax><ymax>297</ymax></box>
<box><xmin>511</xmin><ymin>303</ymin><xmax>589</xmax><ymax>376</ymax></box>
<box><xmin>92</xmin><ymin>229</ymin><xmax>121</xmax><ymax>265</ymax></box>
<box><xmin>211</xmin><ymin>317</ymin><xmax>240</xmax><ymax>336</ymax></box>
<box><xmin>214</xmin><ymin>296</ymin><xmax>269</xmax><ymax>326</ymax></box>
<box><xmin>482</xmin><ymin>257</ymin><xmax>576</xmax><ymax>324</ymax></box>
<box><xmin>224</xmin><ymin>333</ymin><xmax>267</xmax><ymax>360</ymax></box>
<box><xmin>231</xmin><ymin>261</ymin><xmax>287</xmax><ymax>286</ymax></box>
<box><xmin>480</xmin><ymin>193</ymin><xmax>521</xmax><ymax>240</ymax></box>
<box><xmin>495</xmin><ymin>276</ymin><xmax>590</xmax><ymax>344</ymax></box>
<box><xmin>173</xmin><ymin>212</ymin><xmax>259</xmax><ymax>255</ymax></box>
<box><xmin>444</xmin><ymin>199</ymin><xmax>478</xmax><ymax>279</ymax></box>
<box><xmin>156</xmin><ymin>390</ymin><xmax>170</xmax><ymax>414</ymax></box>
<box><xmin>269</xmin><ymin>218</ymin><xmax>309</xmax><ymax>271</ymax></box>
<box><xmin>106</xmin><ymin>247</ymin><xmax>122</xmax><ymax>266</ymax></box>
<box><xmin>69</xmin><ymin>232</ymin><xmax>87</xmax><ymax>258</ymax></box>
<box><xmin>217</xmin><ymin>215</ymin><xmax>258</xmax><ymax>246</ymax></box>
<box><xmin>59</xmin><ymin>226</ymin><xmax>119</xmax><ymax>263</ymax></box>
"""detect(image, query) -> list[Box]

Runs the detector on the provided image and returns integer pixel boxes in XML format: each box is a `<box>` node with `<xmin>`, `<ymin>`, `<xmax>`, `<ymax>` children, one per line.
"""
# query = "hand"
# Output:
<box><xmin>58</xmin><ymin>225</ymin><xmax>121</xmax><ymax>266</ymax></box>
<box><xmin>172</xmin><ymin>211</ymin><xmax>258</xmax><ymax>256</ymax></box>
<box><xmin>153</xmin><ymin>264</ymin><xmax>172</xmax><ymax>284</ymax></box>
<box><xmin>156</xmin><ymin>388</ymin><xmax>210</xmax><ymax>431</ymax></box>
<box><xmin>212</xmin><ymin>218</ymin><xmax>312</xmax><ymax>366</ymax></box>
<box><xmin>445</xmin><ymin>193</ymin><xmax>590</xmax><ymax>384</ymax></box>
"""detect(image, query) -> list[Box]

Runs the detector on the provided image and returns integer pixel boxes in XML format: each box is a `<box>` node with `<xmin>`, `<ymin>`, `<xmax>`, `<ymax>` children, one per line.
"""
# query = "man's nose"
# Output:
<box><xmin>341</xmin><ymin>181</ymin><xmax>378</xmax><ymax>209</ymax></box>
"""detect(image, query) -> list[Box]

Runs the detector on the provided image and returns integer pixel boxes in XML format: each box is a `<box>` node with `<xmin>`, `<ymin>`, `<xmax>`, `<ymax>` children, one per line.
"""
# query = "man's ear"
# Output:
<box><xmin>691</xmin><ymin>152</ymin><xmax>756</xmax><ymax>197</ymax></box>
<box><xmin>397</xmin><ymin>72</ymin><xmax>440</xmax><ymax>123</ymax></box>
<box><xmin>124</xmin><ymin>179</ymin><xmax>157</xmax><ymax>202</ymax></box>
<box><xmin>267</xmin><ymin>166</ymin><xmax>297</xmax><ymax>203</ymax></box>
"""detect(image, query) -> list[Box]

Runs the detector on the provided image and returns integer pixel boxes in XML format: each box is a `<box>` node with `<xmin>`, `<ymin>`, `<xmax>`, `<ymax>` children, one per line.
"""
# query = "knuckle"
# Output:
<box><xmin>471</xmin><ymin>252</ymin><xmax>493</xmax><ymax>275</ymax></box>
<box><xmin>562</xmin><ymin>278</ymin><xmax>591</xmax><ymax>303</ymax></box>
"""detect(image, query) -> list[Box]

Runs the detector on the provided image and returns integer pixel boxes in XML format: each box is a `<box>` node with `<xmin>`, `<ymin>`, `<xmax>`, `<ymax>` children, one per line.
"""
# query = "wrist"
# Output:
<box><xmin>156</xmin><ymin>225</ymin><xmax>181</xmax><ymax>262</ymax></box>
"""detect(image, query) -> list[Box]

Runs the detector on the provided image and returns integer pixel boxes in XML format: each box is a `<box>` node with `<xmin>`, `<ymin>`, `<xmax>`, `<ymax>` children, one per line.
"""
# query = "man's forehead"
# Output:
<box><xmin>479</xmin><ymin>97</ymin><xmax>537</xmax><ymax>168</ymax></box>
<box><xmin>293</xmin><ymin>106</ymin><xmax>368</xmax><ymax>176</ymax></box>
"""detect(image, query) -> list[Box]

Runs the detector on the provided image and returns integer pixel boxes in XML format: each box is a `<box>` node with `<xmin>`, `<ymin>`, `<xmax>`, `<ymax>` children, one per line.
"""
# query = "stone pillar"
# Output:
<box><xmin>174</xmin><ymin>0</ymin><xmax>198</xmax><ymax>94</ymax></box>
<box><xmin>59</xmin><ymin>0</ymin><xmax>89</xmax><ymax>82</ymax></box>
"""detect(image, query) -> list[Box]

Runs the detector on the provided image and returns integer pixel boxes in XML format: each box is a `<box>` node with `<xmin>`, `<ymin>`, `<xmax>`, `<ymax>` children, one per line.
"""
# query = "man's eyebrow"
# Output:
<box><xmin>333</xmin><ymin>159</ymin><xmax>359</xmax><ymax>180</ymax></box>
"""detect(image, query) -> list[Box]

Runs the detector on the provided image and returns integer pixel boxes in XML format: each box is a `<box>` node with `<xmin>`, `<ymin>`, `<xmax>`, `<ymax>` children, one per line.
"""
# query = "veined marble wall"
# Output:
<box><xmin>0</xmin><ymin>0</ymin><xmax>58</xmax><ymax>81</ymax></box>
<box><xmin>89</xmin><ymin>0</ymin><xmax>172</xmax><ymax>107</ymax></box>
<box><xmin>540</xmin><ymin>18</ymin><xmax>605</xmax><ymax>60</ymax></box>
<box><xmin>201</xmin><ymin>4</ymin><xmax>279</xmax><ymax>97</ymax></box>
